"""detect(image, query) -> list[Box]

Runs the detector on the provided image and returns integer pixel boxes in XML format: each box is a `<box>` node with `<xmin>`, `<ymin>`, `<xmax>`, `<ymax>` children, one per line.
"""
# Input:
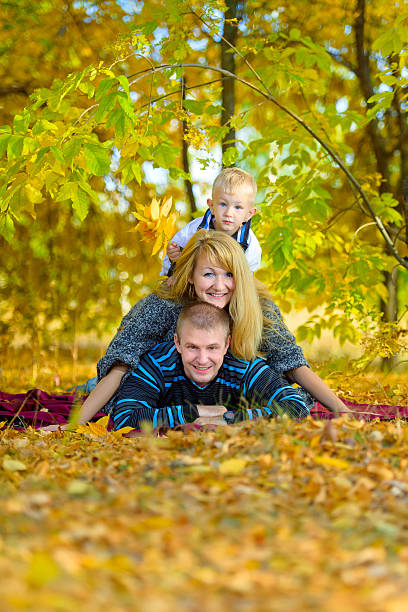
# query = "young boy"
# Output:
<box><xmin>161</xmin><ymin>167</ymin><xmax>261</xmax><ymax>276</ymax></box>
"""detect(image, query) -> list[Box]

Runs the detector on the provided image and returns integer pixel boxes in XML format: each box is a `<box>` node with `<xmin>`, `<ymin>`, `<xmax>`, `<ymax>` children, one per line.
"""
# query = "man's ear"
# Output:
<box><xmin>207</xmin><ymin>198</ymin><xmax>214</xmax><ymax>214</ymax></box>
<box><xmin>244</xmin><ymin>207</ymin><xmax>257</xmax><ymax>222</ymax></box>
<box><xmin>224</xmin><ymin>335</ymin><xmax>231</xmax><ymax>354</ymax></box>
<box><xmin>174</xmin><ymin>333</ymin><xmax>182</xmax><ymax>353</ymax></box>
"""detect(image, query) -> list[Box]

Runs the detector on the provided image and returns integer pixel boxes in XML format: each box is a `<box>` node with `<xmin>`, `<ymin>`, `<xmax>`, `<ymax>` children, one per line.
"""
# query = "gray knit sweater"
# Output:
<box><xmin>97</xmin><ymin>293</ymin><xmax>310</xmax><ymax>412</ymax></box>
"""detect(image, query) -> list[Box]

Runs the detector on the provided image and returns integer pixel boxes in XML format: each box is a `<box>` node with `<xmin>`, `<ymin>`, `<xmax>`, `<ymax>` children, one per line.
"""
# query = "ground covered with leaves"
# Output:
<box><xmin>2</xmin><ymin>352</ymin><xmax>408</xmax><ymax>611</ymax></box>
<box><xmin>2</xmin><ymin>416</ymin><xmax>408</xmax><ymax>610</ymax></box>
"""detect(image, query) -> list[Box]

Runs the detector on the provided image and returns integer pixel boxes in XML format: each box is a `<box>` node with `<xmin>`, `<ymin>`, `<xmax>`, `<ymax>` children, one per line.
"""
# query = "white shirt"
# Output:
<box><xmin>160</xmin><ymin>216</ymin><xmax>262</xmax><ymax>275</ymax></box>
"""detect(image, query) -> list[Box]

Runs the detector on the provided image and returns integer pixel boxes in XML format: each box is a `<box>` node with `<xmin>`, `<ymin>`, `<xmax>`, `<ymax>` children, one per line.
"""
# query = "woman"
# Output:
<box><xmin>70</xmin><ymin>229</ymin><xmax>346</xmax><ymax>427</ymax></box>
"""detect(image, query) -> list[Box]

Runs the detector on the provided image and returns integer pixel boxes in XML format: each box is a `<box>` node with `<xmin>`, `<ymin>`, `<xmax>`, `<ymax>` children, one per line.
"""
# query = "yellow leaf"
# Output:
<box><xmin>113</xmin><ymin>426</ymin><xmax>134</xmax><ymax>436</ymax></box>
<box><xmin>164</xmin><ymin>212</ymin><xmax>178</xmax><ymax>237</ymax></box>
<box><xmin>150</xmin><ymin>197</ymin><xmax>160</xmax><ymax>220</ymax></box>
<box><xmin>313</xmin><ymin>455</ymin><xmax>350</xmax><ymax>470</ymax></box>
<box><xmin>140</xmin><ymin>516</ymin><xmax>174</xmax><ymax>530</ymax></box>
<box><xmin>3</xmin><ymin>458</ymin><xmax>27</xmax><ymax>472</ymax></box>
<box><xmin>26</xmin><ymin>552</ymin><xmax>60</xmax><ymax>587</ymax></box>
<box><xmin>151</xmin><ymin>232</ymin><xmax>163</xmax><ymax>255</ymax></box>
<box><xmin>77</xmin><ymin>416</ymin><xmax>110</xmax><ymax>436</ymax></box>
<box><xmin>24</xmin><ymin>183</ymin><xmax>43</xmax><ymax>204</ymax></box>
<box><xmin>67</xmin><ymin>480</ymin><xmax>90</xmax><ymax>495</ymax></box>
<box><xmin>219</xmin><ymin>458</ymin><xmax>247</xmax><ymax>474</ymax></box>
<box><xmin>160</xmin><ymin>196</ymin><xmax>173</xmax><ymax>217</ymax></box>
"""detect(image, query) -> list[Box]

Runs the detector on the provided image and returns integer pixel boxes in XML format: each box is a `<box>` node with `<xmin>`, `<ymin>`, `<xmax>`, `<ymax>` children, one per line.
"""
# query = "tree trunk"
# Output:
<box><xmin>221</xmin><ymin>0</ymin><xmax>238</xmax><ymax>164</ymax></box>
<box><xmin>354</xmin><ymin>0</ymin><xmax>400</xmax><ymax>368</ymax></box>
<box><xmin>181</xmin><ymin>76</ymin><xmax>197</xmax><ymax>218</ymax></box>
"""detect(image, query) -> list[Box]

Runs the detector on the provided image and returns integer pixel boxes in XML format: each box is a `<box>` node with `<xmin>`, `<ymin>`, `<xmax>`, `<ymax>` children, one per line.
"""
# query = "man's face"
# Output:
<box><xmin>174</xmin><ymin>322</ymin><xmax>230</xmax><ymax>387</ymax></box>
<box><xmin>208</xmin><ymin>185</ymin><xmax>256</xmax><ymax>236</ymax></box>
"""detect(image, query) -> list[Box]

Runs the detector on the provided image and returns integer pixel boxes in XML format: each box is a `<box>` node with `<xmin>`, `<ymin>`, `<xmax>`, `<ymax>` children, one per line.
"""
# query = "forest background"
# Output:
<box><xmin>2</xmin><ymin>3</ymin><xmax>408</xmax><ymax>610</ymax></box>
<box><xmin>1</xmin><ymin>0</ymin><xmax>408</xmax><ymax>383</ymax></box>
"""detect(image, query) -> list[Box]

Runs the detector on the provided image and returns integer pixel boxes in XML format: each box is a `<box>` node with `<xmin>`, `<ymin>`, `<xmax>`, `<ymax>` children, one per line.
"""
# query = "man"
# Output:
<box><xmin>112</xmin><ymin>303</ymin><xmax>309</xmax><ymax>430</ymax></box>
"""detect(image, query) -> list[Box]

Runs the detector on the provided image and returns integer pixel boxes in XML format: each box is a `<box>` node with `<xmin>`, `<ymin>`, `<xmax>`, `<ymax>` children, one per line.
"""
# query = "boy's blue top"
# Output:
<box><xmin>112</xmin><ymin>340</ymin><xmax>309</xmax><ymax>430</ymax></box>
<box><xmin>161</xmin><ymin>208</ymin><xmax>262</xmax><ymax>275</ymax></box>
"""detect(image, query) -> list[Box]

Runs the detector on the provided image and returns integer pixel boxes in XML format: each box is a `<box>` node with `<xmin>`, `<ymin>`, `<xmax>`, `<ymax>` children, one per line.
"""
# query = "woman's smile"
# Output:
<box><xmin>190</xmin><ymin>254</ymin><xmax>235</xmax><ymax>309</ymax></box>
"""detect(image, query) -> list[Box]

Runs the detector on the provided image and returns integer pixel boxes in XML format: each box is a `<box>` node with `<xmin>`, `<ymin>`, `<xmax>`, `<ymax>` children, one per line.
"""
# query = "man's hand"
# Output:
<box><xmin>196</xmin><ymin>405</ymin><xmax>226</xmax><ymax>417</ymax></box>
<box><xmin>167</xmin><ymin>242</ymin><xmax>182</xmax><ymax>262</ymax></box>
<box><xmin>194</xmin><ymin>405</ymin><xmax>227</xmax><ymax>425</ymax></box>
<box><xmin>194</xmin><ymin>415</ymin><xmax>227</xmax><ymax>426</ymax></box>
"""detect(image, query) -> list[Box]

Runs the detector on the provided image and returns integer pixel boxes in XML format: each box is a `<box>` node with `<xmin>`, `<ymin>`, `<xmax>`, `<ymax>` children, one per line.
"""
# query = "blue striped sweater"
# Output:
<box><xmin>112</xmin><ymin>341</ymin><xmax>309</xmax><ymax>429</ymax></box>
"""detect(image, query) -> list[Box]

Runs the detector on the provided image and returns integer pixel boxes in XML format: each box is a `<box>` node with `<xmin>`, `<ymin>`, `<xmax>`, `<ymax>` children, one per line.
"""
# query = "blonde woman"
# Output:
<box><xmin>45</xmin><ymin>230</ymin><xmax>346</xmax><ymax>429</ymax></box>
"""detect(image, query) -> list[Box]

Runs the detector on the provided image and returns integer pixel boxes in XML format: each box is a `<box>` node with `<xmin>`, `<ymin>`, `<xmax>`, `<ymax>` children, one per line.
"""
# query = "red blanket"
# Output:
<box><xmin>0</xmin><ymin>389</ymin><xmax>106</xmax><ymax>429</ymax></box>
<box><xmin>1</xmin><ymin>389</ymin><xmax>407</xmax><ymax>430</ymax></box>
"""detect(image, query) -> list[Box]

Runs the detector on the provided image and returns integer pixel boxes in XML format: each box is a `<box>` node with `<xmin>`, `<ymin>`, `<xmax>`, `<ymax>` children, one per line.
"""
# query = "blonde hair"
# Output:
<box><xmin>212</xmin><ymin>167</ymin><xmax>257</xmax><ymax>204</ymax></box>
<box><xmin>156</xmin><ymin>230</ymin><xmax>263</xmax><ymax>360</ymax></box>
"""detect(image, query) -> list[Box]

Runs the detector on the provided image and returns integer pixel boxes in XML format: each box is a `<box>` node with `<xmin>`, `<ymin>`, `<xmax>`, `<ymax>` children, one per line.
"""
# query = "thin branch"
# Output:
<box><xmin>327</xmin><ymin>50</ymin><xmax>357</xmax><ymax>75</ymax></box>
<box><xmin>350</xmin><ymin>221</ymin><xmax>377</xmax><ymax>245</ymax></box>
<box><xmin>60</xmin><ymin>58</ymin><xmax>408</xmax><ymax>270</ymax></box>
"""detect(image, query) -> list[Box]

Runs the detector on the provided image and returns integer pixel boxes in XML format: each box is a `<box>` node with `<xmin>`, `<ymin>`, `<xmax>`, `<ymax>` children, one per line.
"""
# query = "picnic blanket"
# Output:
<box><xmin>1</xmin><ymin>389</ymin><xmax>408</xmax><ymax>430</ymax></box>
<box><xmin>0</xmin><ymin>389</ymin><xmax>106</xmax><ymax>429</ymax></box>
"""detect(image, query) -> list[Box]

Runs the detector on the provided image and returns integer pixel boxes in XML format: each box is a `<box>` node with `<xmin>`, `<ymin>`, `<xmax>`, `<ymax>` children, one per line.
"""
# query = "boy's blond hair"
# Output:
<box><xmin>212</xmin><ymin>168</ymin><xmax>257</xmax><ymax>204</ymax></box>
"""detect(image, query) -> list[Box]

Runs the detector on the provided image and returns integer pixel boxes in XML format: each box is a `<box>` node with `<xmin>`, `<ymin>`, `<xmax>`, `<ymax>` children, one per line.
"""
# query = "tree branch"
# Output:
<box><xmin>126</xmin><ymin>61</ymin><xmax>408</xmax><ymax>270</ymax></box>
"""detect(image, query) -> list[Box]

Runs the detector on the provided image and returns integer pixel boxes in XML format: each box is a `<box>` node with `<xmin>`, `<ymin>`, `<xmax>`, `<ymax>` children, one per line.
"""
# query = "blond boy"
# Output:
<box><xmin>161</xmin><ymin>168</ymin><xmax>261</xmax><ymax>275</ymax></box>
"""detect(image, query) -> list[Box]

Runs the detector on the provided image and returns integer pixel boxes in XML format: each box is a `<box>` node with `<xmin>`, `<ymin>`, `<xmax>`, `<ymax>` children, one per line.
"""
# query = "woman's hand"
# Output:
<box><xmin>40</xmin><ymin>424</ymin><xmax>68</xmax><ymax>432</ymax></box>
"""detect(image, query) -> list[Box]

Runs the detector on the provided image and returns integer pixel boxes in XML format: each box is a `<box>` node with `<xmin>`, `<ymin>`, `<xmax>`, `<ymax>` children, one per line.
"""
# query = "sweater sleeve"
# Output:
<box><xmin>260</xmin><ymin>299</ymin><xmax>309</xmax><ymax>374</ymax></box>
<box><xmin>112</xmin><ymin>354</ymin><xmax>199</xmax><ymax>429</ymax></box>
<box><xmin>96</xmin><ymin>294</ymin><xmax>182</xmax><ymax>380</ymax></box>
<box><xmin>235</xmin><ymin>358</ymin><xmax>310</xmax><ymax>420</ymax></box>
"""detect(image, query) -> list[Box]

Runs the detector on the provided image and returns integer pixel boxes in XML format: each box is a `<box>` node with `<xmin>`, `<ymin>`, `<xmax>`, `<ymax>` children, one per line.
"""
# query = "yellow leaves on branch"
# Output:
<box><xmin>130</xmin><ymin>196</ymin><xmax>179</xmax><ymax>256</ymax></box>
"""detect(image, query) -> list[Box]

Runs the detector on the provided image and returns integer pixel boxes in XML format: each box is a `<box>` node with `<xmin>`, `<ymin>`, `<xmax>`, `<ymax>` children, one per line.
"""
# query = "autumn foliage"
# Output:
<box><xmin>1</xmin><ymin>2</ymin><xmax>408</xmax><ymax>607</ymax></box>
<box><xmin>2</xmin><ymin>410</ymin><xmax>408</xmax><ymax>611</ymax></box>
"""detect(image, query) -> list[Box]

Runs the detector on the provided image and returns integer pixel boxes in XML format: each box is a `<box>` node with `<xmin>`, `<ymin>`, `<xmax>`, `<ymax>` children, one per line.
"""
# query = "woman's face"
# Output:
<box><xmin>190</xmin><ymin>254</ymin><xmax>235</xmax><ymax>309</ymax></box>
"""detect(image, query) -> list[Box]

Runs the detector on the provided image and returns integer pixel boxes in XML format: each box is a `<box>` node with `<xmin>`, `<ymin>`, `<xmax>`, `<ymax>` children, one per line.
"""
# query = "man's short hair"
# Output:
<box><xmin>212</xmin><ymin>167</ymin><xmax>257</xmax><ymax>202</ymax></box>
<box><xmin>176</xmin><ymin>302</ymin><xmax>231</xmax><ymax>340</ymax></box>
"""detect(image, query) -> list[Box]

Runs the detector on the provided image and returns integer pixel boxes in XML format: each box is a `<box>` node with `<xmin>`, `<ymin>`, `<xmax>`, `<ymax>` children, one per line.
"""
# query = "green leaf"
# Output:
<box><xmin>83</xmin><ymin>143</ymin><xmax>111</xmax><ymax>176</ymax></box>
<box><xmin>72</xmin><ymin>186</ymin><xmax>90</xmax><ymax>221</ymax></box>
<box><xmin>78</xmin><ymin>80</ymin><xmax>95</xmax><ymax>98</ymax></box>
<box><xmin>63</xmin><ymin>137</ymin><xmax>82</xmax><ymax>165</ymax></box>
<box><xmin>183</xmin><ymin>99</ymin><xmax>207</xmax><ymax>115</ymax></box>
<box><xmin>13</xmin><ymin>111</ymin><xmax>31</xmax><ymax>134</ymax></box>
<box><xmin>153</xmin><ymin>142</ymin><xmax>179</xmax><ymax>169</ymax></box>
<box><xmin>117</xmin><ymin>93</ymin><xmax>134</xmax><ymax>119</ymax></box>
<box><xmin>56</xmin><ymin>182</ymin><xmax>77</xmax><ymax>202</ymax></box>
<box><xmin>95</xmin><ymin>77</ymin><xmax>116</xmax><ymax>101</ymax></box>
<box><xmin>95</xmin><ymin>92</ymin><xmax>118</xmax><ymax>123</ymax></box>
<box><xmin>50</xmin><ymin>146</ymin><xmax>65</xmax><ymax>165</ymax></box>
<box><xmin>0</xmin><ymin>214</ymin><xmax>15</xmax><ymax>242</ymax></box>
<box><xmin>0</xmin><ymin>133</ymin><xmax>11</xmax><ymax>157</ymax></box>
<box><xmin>117</xmin><ymin>75</ymin><xmax>130</xmax><ymax>98</ymax></box>
<box><xmin>289</xmin><ymin>28</ymin><xmax>301</xmax><ymax>40</ymax></box>
<box><xmin>7</xmin><ymin>135</ymin><xmax>24</xmax><ymax>160</ymax></box>
<box><xmin>222</xmin><ymin>146</ymin><xmax>239</xmax><ymax>167</ymax></box>
<box><xmin>132</xmin><ymin>162</ymin><xmax>142</xmax><ymax>185</ymax></box>
<box><xmin>114</xmin><ymin>110</ymin><xmax>127</xmax><ymax>140</ymax></box>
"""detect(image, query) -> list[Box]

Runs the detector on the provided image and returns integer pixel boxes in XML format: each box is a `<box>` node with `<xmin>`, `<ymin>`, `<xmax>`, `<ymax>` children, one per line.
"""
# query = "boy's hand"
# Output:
<box><xmin>167</xmin><ymin>242</ymin><xmax>181</xmax><ymax>262</ymax></box>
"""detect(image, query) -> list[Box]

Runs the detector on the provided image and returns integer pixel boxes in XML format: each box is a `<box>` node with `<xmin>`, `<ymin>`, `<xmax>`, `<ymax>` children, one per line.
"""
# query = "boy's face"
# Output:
<box><xmin>208</xmin><ymin>185</ymin><xmax>257</xmax><ymax>236</ymax></box>
<box><xmin>174</xmin><ymin>322</ymin><xmax>230</xmax><ymax>387</ymax></box>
